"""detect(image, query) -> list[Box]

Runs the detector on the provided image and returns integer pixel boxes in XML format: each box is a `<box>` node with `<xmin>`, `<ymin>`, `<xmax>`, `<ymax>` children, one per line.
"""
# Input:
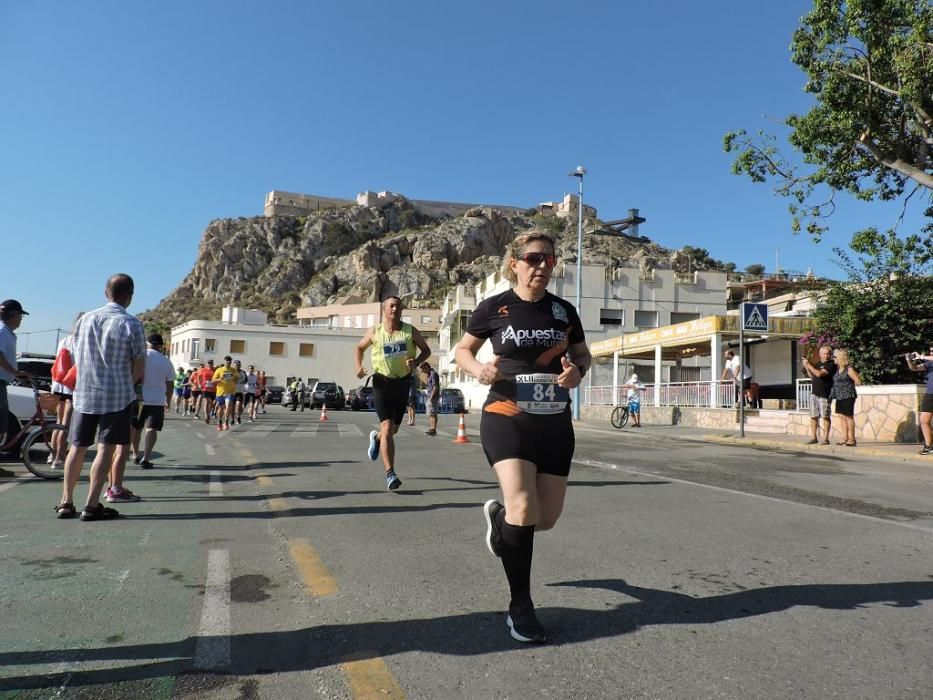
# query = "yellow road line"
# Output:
<box><xmin>287</xmin><ymin>538</ymin><xmax>338</xmax><ymax>597</ymax></box>
<box><xmin>255</xmin><ymin>474</ymin><xmax>273</xmax><ymax>488</ymax></box>
<box><xmin>340</xmin><ymin>655</ymin><xmax>406</xmax><ymax>699</ymax></box>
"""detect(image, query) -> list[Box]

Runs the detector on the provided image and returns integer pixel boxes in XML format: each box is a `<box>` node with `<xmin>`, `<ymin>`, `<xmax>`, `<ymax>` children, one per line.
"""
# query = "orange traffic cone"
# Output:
<box><xmin>319</xmin><ymin>404</ymin><xmax>329</xmax><ymax>422</ymax></box>
<box><xmin>453</xmin><ymin>412</ymin><xmax>470</xmax><ymax>443</ymax></box>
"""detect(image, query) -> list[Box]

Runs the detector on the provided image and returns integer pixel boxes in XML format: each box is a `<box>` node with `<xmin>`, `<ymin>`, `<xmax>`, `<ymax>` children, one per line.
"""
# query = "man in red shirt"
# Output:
<box><xmin>196</xmin><ymin>359</ymin><xmax>216</xmax><ymax>425</ymax></box>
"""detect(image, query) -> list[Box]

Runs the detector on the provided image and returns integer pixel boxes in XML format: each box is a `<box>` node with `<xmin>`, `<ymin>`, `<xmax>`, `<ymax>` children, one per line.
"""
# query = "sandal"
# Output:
<box><xmin>54</xmin><ymin>503</ymin><xmax>76</xmax><ymax>519</ymax></box>
<box><xmin>79</xmin><ymin>503</ymin><xmax>119</xmax><ymax>521</ymax></box>
<box><xmin>845</xmin><ymin>441</ymin><xmax>856</xmax><ymax>447</ymax></box>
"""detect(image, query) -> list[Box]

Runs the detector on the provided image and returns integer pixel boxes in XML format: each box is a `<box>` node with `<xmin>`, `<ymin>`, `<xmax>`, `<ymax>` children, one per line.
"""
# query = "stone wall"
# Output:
<box><xmin>581</xmin><ymin>384</ymin><xmax>925</xmax><ymax>443</ymax></box>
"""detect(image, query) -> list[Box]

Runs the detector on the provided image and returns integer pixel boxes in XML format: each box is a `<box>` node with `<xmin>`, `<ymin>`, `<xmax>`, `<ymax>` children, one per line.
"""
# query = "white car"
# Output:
<box><xmin>4</xmin><ymin>384</ymin><xmax>48</xmax><ymax>445</ymax></box>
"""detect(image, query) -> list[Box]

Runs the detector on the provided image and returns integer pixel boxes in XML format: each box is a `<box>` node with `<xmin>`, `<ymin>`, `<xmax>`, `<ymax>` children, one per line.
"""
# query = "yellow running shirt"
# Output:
<box><xmin>212</xmin><ymin>365</ymin><xmax>238</xmax><ymax>397</ymax></box>
<box><xmin>371</xmin><ymin>323</ymin><xmax>415</xmax><ymax>378</ymax></box>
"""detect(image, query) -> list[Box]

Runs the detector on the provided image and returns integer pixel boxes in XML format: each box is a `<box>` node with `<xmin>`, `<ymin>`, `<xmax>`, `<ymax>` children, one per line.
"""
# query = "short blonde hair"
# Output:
<box><xmin>502</xmin><ymin>229</ymin><xmax>556</xmax><ymax>284</ymax></box>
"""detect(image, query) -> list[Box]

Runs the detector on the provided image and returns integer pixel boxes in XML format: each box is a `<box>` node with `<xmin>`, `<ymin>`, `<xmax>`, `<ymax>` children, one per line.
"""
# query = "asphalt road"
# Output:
<box><xmin>2</xmin><ymin>407</ymin><xmax>932</xmax><ymax>699</ymax></box>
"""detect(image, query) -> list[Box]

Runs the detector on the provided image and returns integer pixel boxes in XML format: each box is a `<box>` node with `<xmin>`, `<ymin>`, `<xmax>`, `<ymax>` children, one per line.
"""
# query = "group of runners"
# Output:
<box><xmin>170</xmin><ymin>358</ymin><xmax>269</xmax><ymax>431</ymax></box>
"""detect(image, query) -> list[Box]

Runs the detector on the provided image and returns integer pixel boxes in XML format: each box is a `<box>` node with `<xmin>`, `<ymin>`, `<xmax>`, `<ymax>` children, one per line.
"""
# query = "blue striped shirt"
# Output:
<box><xmin>72</xmin><ymin>302</ymin><xmax>146</xmax><ymax>415</ymax></box>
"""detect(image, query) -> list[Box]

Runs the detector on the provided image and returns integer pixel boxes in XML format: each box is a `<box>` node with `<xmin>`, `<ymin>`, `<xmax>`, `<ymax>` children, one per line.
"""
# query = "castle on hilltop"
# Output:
<box><xmin>263</xmin><ymin>189</ymin><xmax>597</xmax><ymax>220</ymax></box>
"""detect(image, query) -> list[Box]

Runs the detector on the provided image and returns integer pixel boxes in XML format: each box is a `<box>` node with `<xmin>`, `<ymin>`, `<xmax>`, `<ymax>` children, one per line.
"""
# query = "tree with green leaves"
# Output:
<box><xmin>810</xmin><ymin>229</ymin><xmax>932</xmax><ymax>384</ymax></box>
<box><xmin>723</xmin><ymin>0</ymin><xmax>932</xmax><ymax>241</ymax></box>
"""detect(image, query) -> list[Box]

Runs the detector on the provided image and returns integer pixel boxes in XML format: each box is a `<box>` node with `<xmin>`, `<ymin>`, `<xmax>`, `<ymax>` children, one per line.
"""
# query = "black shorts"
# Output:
<box><xmin>234</xmin><ymin>392</ymin><xmax>244</xmax><ymax>403</ymax></box>
<box><xmin>192</xmin><ymin>390</ymin><xmax>202</xmax><ymax>399</ymax></box>
<box><xmin>480</xmin><ymin>406</ymin><xmax>575</xmax><ymax>477</ymax></box>
<box><xmin>243</xmin><ymin>393</ymin><xmax>255</xmax><ymax>405</ymax></box>
<box><xmin>373</xmin><ymin>374</ymin><xmax>411</xmax><ymax>425</ymax></box>
<box><xmin>70</xmin><ymin>403</ymin><xmax>134</xmax><ymax>447</ymax></box>
<box><xmin>132</xmin><ymin>404</ymin><xmax>165</xmax><ymax>431</ymax></box>
<box><xmin>921</xmin><ymin>393</ymin><xmax>933</xmax><ymax>413</ymax></box>
<box><xmin>202</xmin><ymin>391</ymin><xmax>216</xmax><ymax>401</ymax></box>
<box><xmin>834</xmin><ymin>397</ymin><xmax>856</xmax><ymax>417</ymax></box>
<box><xmin>54</xmin><ymin>392</ymin><xmax>73</xmax><ymax>402</ymax></box>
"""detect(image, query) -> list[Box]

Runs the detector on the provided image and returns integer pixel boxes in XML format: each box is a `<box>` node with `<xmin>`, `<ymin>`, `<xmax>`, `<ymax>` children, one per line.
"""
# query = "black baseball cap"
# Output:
<box><xmin>0</xmin><ymin>299</ymin><xmax>28</xmax><ymax>315</ymax></box>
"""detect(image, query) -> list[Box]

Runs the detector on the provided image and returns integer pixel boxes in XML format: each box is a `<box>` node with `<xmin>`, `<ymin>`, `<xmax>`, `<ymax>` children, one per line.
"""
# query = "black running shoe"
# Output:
<box><xmin>507</xmin><ymin>601</ymin><xmax>546</xmax><ymax>643</ymax></box>
<box><xmin>921</xmin><ymin>444</ymin><xmax>933</xmax><ymax>455</ymax></box>
<box><xmin>483</xmin><ymin>499</ymin><xmax>505</xmax><ymax>557</ymax></box>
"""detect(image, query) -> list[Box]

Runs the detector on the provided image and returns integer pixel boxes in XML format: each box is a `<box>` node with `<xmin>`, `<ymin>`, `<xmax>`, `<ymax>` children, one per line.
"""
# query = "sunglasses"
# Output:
<box><xmin>516</xmin><ymin>252</ymin><xmax>557</xmax><ymax>267</ymax></box>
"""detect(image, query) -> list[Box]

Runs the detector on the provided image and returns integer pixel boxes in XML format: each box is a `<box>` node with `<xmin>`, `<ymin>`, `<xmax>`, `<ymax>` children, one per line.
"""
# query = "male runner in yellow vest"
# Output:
<box><xmin>355</xmin><ymin>295</ymin><xmax>431</xmax><ymax>490</ymax></box>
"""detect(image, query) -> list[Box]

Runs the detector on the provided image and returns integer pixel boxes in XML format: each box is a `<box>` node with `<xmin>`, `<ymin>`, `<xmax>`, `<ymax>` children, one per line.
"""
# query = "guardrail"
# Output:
<box><xmin>585</xmin><ymin>380</ymin><xmax>736</xmax><ymax>408</ymax></box>
<box><xmin>796</xmin><ymin>378</ymin><xmax>812</xmax><ymax>411</ymax></box>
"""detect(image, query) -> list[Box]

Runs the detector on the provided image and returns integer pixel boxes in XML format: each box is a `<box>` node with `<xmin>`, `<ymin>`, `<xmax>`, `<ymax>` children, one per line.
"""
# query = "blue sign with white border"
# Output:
<box><xmin>741</xmin><ymin>302</ymin><xmax>768</xmax><ymax>332</ymax></box>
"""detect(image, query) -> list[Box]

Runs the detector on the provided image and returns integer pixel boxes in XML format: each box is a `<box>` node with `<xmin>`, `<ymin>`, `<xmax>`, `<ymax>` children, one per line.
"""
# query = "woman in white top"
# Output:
<box><xmin>50</xmin><ymin>312</ymin><xmax>83</xmax><ymax>468</ymax></box>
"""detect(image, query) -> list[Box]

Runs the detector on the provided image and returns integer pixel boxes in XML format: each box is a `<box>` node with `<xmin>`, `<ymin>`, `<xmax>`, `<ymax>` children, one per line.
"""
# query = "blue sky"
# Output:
<box><xmin>1</xmin><ymin>0</ymin><xmax>925</xmax><ymax>353</ymax></box>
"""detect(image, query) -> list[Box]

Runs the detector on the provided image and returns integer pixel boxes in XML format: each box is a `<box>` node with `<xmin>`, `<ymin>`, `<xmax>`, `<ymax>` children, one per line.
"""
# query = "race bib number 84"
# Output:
<box><xmin>515</xmin><ymin>373</ymin><xmax>569</xmax><ymax>415</ymax></box>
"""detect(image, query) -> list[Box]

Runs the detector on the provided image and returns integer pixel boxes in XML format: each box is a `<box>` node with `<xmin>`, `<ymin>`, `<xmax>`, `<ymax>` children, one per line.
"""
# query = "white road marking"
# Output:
<box><xmin>195</xmin><ymin>432</ymin><xmax>206</xmax><ymax>439</ymax></box>
<box><xmin>139</xmin><ymin>530</ymin><xmax>152</xmax><ymax>546</ymax></box>
<box><xmin>572</xmin><ymin>458</ymin><xmax>933</xmax><ymax>535</ymax></box>
<box><xmin>240</xmin><ymin>423</ymin><xmax>279</xmax><ymax>439</ymax></box>
<box><xmin>205</xmin><ymin>445</ymin><xmax>216</xmax><ymax>456</ymax></box>
<box><xmin>0</xmin><ymin>481</ymin><xmax>22</xmax><ymax>495</ymax></box>
<box><xmin>290</xmin><ymin>424</ymin><xmax>319</xmax><ymax>437</ymax></box>
<box><xmin>194</xmin><ymin>549</ymin><xmax>231</xmax><ymax>670</ymax></box>
<box><xmin>210</xmin><ymin>470</ymin><xmax>223</xmax><ymax>496</ymax></box>
<box><xmin>337</xmin><ymin>424</ymin><xmax>363</xmax><ymax>437</ymax></box>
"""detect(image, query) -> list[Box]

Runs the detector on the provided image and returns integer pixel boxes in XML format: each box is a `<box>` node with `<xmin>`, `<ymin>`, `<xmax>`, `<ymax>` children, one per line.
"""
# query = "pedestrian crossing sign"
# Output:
<box><xmin>741</xmin><ymin>302</ymin><xmax>768</xmax><ymax>332</ymax></box>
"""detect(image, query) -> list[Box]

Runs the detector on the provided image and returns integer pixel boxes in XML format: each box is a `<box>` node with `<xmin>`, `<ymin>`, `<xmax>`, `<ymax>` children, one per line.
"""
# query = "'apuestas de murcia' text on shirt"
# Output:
<box><xmin>500</xmin><ymin>326</ymin><xmax>567</xmax><ymax>347</ymax></box>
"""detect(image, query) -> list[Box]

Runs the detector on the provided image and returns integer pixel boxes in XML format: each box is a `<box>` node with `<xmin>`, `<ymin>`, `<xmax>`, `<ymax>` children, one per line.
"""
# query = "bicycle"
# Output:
<box><xmin>610</xmin><ymin>403</ymin><xmax>630</xmax><ymax>429</ymax></box>
<box><xmin>0</xmin><ymin>381</ymin><xmax>67</xmax><ymax>480</ymax></box>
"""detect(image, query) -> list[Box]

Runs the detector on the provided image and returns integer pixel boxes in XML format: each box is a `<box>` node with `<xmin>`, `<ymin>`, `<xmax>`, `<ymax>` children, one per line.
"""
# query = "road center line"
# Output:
<box><xmin>194</xmin><ymin>548</ymin><xmax>231</xmax><ymax>670</ymax></box>
<box><xmin>205</xmin><ymin>444</ymin><xmax>216</xmax><ymax>456</ymax></box>
<box><xmin>209</xmin><ymin>470</ymin><xmax>223</xmax><ymax>496</ymax></box>
<box><xmin>288</xmin><ymin>538</ymin><xmax>337</xmax><ymax>596</ymax></box>
<box><xmin>573</xmin><ymin>458</ymin><xmax>933</xmax><ymax>535</ymax></box>
<box><xmin>340</xmin><ymin>655</ymin><xmax>406</xmax><ymax>699</ymax></box>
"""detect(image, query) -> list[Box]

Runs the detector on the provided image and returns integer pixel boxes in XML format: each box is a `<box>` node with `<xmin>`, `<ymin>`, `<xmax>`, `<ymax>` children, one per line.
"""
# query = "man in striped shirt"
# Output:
<box><xmin>56</xmin><ymin>274</ymin><xmax>146</xmax><ymax>522</ymax></box>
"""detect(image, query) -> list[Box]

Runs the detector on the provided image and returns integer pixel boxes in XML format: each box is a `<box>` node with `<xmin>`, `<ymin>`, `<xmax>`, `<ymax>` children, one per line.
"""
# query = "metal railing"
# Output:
<box><xmin>795</xmin><ymin>378</ymin><xmax>812</xmax><ymax>411</ymax></box>
<box><xmin>585</xmin><ymin>380</ymin><xmax>736</xmax><ymax>408</ymax></box>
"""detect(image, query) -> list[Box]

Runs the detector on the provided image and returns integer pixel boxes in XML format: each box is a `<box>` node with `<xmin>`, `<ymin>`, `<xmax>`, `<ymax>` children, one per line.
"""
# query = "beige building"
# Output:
<box><xmin>538</xmin><ymin>193</ymin><xmax>597</xmax><ymax>220</ymax></box>
<box><xmin>296</xmin><ymin>301</ymin><xmax>442</xmax><ymax>334</ymax></box>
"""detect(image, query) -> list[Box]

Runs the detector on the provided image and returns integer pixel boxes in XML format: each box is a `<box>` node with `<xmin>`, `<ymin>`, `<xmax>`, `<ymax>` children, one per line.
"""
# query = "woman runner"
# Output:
<box><xmin>454</xmin><ymin>229</ymin><xmax>591</xmax><ymax>643</ymax></box>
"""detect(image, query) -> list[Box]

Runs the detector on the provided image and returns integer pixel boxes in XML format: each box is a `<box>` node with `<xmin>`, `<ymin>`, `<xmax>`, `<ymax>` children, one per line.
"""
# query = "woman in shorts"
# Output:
<box><xmin>830</xmin><ymin>348</ymin><xmax>862</xmax><ymax>446</ymax></box>
<box><xmin>454</xmin><ymin>229</ymin><xmax>591</xmax><ymax>644</ymax></box>
<box><xmin>50</xmin><ymin>312</ymin><xmax>83</xmax><ymax>468</ymax></box>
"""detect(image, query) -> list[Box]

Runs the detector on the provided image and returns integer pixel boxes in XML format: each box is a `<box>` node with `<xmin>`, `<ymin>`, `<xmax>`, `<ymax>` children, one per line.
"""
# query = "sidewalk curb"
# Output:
<box><xmin>702</xmin><ymin>433</ymin><xmax>932</xmax><ymax>464</ymax></box>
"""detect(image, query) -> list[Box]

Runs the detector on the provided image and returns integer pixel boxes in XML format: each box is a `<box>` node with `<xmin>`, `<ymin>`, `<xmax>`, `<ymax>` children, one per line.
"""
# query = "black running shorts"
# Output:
<box><xmin>834</xmin><ymin>397</ymin><xmax>856</xmax><ymax>417</ymax></box>
<box><xmin>132</xmin><ymin>404</ymin><xmax>165</xmax><ymax>431</ymax></box>
<box><xmin>372</xmin><ymin>374</ymin><xmax>411</xmax><ymax>425</ymax></box>
<box><xmin>479</xmin><ymin>407</ymin><xmax>575</xmax><ymax>477</ymax></box>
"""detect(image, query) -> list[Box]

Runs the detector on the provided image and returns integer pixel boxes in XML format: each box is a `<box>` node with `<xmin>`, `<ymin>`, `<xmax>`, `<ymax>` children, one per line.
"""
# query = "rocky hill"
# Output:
<box><xmin>142</xmin><ymin>197</ymin><xmax>734</xmax><ymax>328</ymax></box>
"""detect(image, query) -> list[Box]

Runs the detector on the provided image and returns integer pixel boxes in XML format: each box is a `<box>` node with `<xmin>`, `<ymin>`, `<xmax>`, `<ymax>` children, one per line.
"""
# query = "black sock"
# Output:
<box><xmin>500</xmin><ymin>521</ymin><xmax>535</xmax><ymax>607</ymax></box>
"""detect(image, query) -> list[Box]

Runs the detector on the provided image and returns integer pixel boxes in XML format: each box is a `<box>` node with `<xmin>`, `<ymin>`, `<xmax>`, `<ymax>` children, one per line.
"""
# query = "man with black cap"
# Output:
<box><xmin>0</xmin><ymin>299</ymin><xmax>30</xmax><ymax>445</ymax></box>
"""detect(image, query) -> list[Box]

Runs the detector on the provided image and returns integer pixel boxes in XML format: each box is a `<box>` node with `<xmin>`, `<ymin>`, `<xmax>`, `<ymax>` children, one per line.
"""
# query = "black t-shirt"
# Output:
<box><xmin>466</xmin><ymin>289</ymin><xmax>585</xmax><ymax>406</ymax></box>
<box><xmin>811</xmin><ymin>360</ymin><xmax>837</xmax><ymax>398</ymax></box>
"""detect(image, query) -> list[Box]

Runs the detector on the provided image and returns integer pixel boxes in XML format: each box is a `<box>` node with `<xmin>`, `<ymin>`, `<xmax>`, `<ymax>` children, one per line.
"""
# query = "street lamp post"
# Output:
<box><xmin>568</xmin><ymin>165</ymin><xmax>587</xmax><ymax>421</ymax></box>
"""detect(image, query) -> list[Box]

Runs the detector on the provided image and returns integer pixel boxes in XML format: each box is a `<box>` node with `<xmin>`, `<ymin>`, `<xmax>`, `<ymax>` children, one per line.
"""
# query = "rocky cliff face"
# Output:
<box><xmin>143</xmin><ymin>198</ymin><xmax>729</xmax><ymax>328</ymax></box>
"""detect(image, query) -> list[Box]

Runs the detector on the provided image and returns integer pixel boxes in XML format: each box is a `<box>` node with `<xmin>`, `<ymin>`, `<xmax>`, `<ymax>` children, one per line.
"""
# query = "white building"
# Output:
<box><xmin>169</xmin><ymin>307</ymin><xmax>365</xmax><ymax>390</ymax></box>
<box><xmin>435</xmin><ymin>263</ymin><xmax>729</xmax><ymax>410</ymax></box>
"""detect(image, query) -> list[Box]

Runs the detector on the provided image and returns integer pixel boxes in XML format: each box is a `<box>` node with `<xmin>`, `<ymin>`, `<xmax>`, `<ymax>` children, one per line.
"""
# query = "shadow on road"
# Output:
<box><xmin>3</xmin><ymin>577</ymin><xmax>932</xmax><ymax>691</ymax></box>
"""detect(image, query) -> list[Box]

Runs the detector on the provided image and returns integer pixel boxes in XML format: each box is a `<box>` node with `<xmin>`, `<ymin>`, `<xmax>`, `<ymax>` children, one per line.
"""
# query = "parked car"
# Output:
<box><xmin>348</xmin><ymin>380</ymin><xmax>374</xmax><ymax>411</ymax></box>
<box><xmin>311</xmin><ymin>381</ymin><xmax>344</xmax><ymax>410</ymax></box>
<box><xmin>439</xmin><ymin>388</ymin><xmax>466</xmax><ymax>414</ymax></box>
<box><xmin>265</xmin><ymin>385</ymin><xmax>285</xmax><ymax>404</ymax></box>
<box><xmin>17</xmin><ymin>354</ymin><xmax>54</xmax><ymax>392</ymax></box>
<box><xmin>3</xmin><ymin>384</ymin><xmax>52</xmax><ymax>452</ymax></box>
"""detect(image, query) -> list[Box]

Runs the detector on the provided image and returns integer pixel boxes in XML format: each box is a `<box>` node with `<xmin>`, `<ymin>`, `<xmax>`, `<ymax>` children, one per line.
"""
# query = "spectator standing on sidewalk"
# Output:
<box><xmin>906</xmin><ymin>346</ymin><xmax>933</xmax><ymax>455</ymax></box>
<box><xmin>49</xmin><ymin>311</ymin><xmax>83</xmax><ymax>468</ymax></box>
<box><xmin>421</xmin><ymin>362</ymin><xmax>439</xmax><ymax>435</ymax></box>
<box><xmin>405</xmin><ymin>373</ymin><xmax>419</xmax><ymax>426</ymax></box>
<box><xmin>56</xmin><ymin>274</ymin><xmax>145</xmax><ymax>521</ymax></box>
<box><xmin>829</xmin><ymin>348</ymin><xmax>862</xmax><ymax>447</ymax></box>
<box><xmin>802</xmin><ymin>345</ymin><xmax>836</xmax><ymax>445</ymax></box>
<box><xmin>721</xmin><ymin>350</ymin><xmax>753</xmax><ymax>407</ymax></box>
<box><xmin>0</xmin><ymin>300</ymin><xmax>30</xmax><ymax>446</ymax></box>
